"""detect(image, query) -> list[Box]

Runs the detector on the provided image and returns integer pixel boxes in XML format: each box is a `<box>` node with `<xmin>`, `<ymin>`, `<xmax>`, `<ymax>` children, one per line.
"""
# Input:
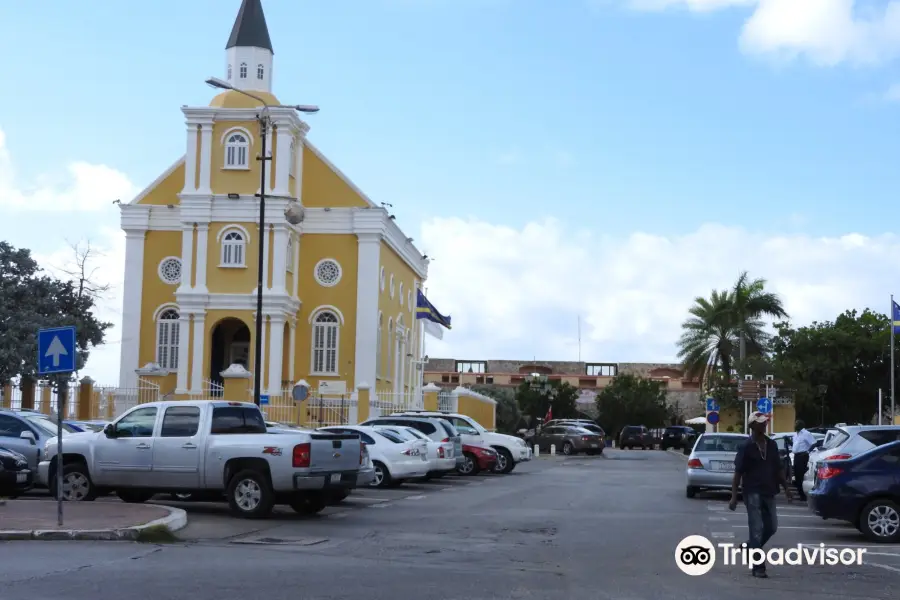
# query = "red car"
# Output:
<box><xmin>458</xmin><ymin>444</ymin><xmax>498</xmax><ymax>475</ymax></box>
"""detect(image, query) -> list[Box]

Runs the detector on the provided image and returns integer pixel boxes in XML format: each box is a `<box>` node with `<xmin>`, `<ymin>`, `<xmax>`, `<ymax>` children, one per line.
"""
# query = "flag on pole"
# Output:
<box><xmin>423</xmin><ymin>319</ymin><xmax>444</xmax><ymax>340</ymax></box>
<box><xmin>416</xmin><ymin>289</ymin><xmax>451</xmax><ymax>329</ymax></box>
<box><xmin>892</xmin><ymin>301</ymin><xmax>900</xmax><ymax>333</ymax></box>
<box><xmin>544</xmin><ymin>406</ymin><xmax>552</xmax><ymax>422</ymax></box>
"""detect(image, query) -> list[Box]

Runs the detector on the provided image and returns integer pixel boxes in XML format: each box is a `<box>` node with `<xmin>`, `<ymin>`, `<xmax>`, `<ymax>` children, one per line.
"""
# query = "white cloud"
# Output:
<box><xmin>420</xmin><ymin>217</ymin><xmax>899</xmax><ymax>363</ymax></box>
<box><xmin>884</xmin><ymin>82</ymin><xmax>900</xmax><ymax>100</ymax></box>
<box><xmin>0</xmin><ymin>129</ymin><xmax>137</xmax><ymax>211</ymax></box>
<box><xmin>623</xmin><ymin>0</ymin><xmax>900</xmax><ymax>66</ymax></box>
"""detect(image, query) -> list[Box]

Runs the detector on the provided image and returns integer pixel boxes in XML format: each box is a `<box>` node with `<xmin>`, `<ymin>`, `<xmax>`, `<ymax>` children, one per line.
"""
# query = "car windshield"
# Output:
<box><xmin>695</xmin><ymin>435</ymin><xmax>746</xmax><ymax>452</ymax></box>
<box><xmin>25</xmin><ymin>416</ymin><xmax>71</xmax><ymax>436</ymax></box>
<box><xmin>375</xmin><ymin>430</ymin><xmax>403</xmax><ymax>443</ymax></box>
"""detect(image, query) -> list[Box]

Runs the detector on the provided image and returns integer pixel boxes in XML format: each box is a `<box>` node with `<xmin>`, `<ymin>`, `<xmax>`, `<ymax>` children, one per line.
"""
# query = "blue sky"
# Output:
<box><xmin>3</xmin><ymin>0</ymin><xmax>900</xmax><ymax>382</ymax></box>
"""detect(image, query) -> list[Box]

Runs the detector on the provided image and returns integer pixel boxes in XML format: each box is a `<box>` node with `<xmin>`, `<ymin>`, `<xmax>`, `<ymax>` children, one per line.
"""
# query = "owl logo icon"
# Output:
<box><xmin>675</xmin><ymin>535</ymin><xmax>716</xmax><ymax>576</ymax></box>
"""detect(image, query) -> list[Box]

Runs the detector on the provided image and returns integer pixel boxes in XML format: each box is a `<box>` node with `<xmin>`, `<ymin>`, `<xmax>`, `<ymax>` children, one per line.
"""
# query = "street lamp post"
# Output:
<box><xmin>204</xmin><ymin>77</ymin><xmax>319</xmax><ymax>405</ymax></box>
<box><xmin>817</xmin><ymin>384</ymin><xmax>828</xmax><ymax>427</ymax></box>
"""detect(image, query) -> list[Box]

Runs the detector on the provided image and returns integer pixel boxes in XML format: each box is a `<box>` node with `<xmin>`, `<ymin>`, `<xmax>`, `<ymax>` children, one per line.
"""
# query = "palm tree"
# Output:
<box><xmin>677</xmin><ymin>271</ymin><xmax>788</xmax><ymax>390</ymax></box>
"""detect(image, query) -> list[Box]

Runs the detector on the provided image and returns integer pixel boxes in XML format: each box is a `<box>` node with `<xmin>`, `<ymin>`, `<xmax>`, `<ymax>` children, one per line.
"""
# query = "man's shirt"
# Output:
<box><xmin>734</xmin><ymin>437</ymin><xmax>783</xmax><ymax>496</ymax></box>
<box><xmin>792</xmin><ymin>429</ymin><xmax>816</xmax><ymax>454</ymax></box>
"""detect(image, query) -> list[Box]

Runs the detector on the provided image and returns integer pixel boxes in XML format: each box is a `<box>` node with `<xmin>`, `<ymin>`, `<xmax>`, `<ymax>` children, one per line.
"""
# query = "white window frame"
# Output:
<box><xmin>219</xmin><ymin>226</ymin><xmax>248</xmax><ymax>268</ymax></box>
<box><xmin>399</xmin><ymin>282</ymin><xmax>404</xmax><ymax>305</ymax></box>
<box><xmin>155</xmin><ymin>306</ymin><xmax>181</xmax><ymax>371</ymax></box>
<box><xmin>376</xmin><ymin>312</ymin><xmax>383</xmax><ymax>378</ymax></box>
<box><xmin>257</xmin><ymin>64</ymin><xmax>264</xmax><ymax>80</ymax></box>
<box><xmin>222</xmin><ymin>127</ymin><xmax>252</xmax><ymax>170</ymax></box>
<box><xmin>310</xmin><ymin>308</ymin><xmax>342</xmax><ymax>375</ymax></box>
<box><xmin>286</xmin><ymin>235</ymin><xmax>294</xmax><ymax>273</ymax></box>
<box><xmin>389</xmin><ymin>274</ymin><xmax>395</xmax><ymax>298</ymax></box>
<box><xmin>157</xmin><ymin>256</ymin><xmax>182</xmax><ymax>285</ymax></box>
<box><xmin>386</xmin><ymin>318</ymin><xmax>394</xmax><ymax>382</ymax></box>
<box><xmin>239</xmin><ymin>62</ymin><xmax>247</xmax><ymax>79</ymax></box>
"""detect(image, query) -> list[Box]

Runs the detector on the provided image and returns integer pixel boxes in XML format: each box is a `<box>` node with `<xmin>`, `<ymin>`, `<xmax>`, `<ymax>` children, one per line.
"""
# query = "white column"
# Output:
<box><xmin>181</xmin><ymin>124</ymin><xmax>198</xmax><ymax>193</ymax></box>
<box><xmin>270</xmin><ymin>226</ymin><xmax>288</xmax><ymax>293</ymax></box>
<box><xmin>197</xmin><ymin>122</ymin><xmax>213</xmax><ymax>195</ymax></box>
<box><xmin>294</xmin><ymin>138</ymin><xmax>305</xmax><ymax>201</ymax></box>
<box><xmin>177</xmin><ymin>227</ymin><xmax>194</xmax><ymax>293</ymax></box>
<box><xmin>190</xmin><ymin>313</ymin><xmax>206</xmax><ymax>394</ymax></box>
<box><xmin>194</xmin><ymin>224</ymin><xmax>209</xmax><ymax>293</ymax></box>
<box><xmin>262</xmin><ymin>224</ymin><xmax>271</xmax><ymax>290</ymax></box>
<box><xmin>392</xmin><ymin>328</ymin><xmax>402</xmax><ymax>395</ymax></box>
<box><xmin>175</xmin><ymin>314</ymin><xmax>191</xmax><ymax>394</ymax></box>
<box><xmin>266</xmin><ymin>316</ymin><xmax>285</xmax><ymax>395</ymax></box>
<box><xmin>264</xmin><ymin>123</ymin><xmax>274</xmax><ymax>195</ymax></box>
<box><xmin>288</xmin><ymin>320</ymin><xmax>296</xmax><ymax>381</ymax></box>
<box><xmin>398</xmin><ymin>334</ymin><xmax>406</xmax><ymax>396</ymax></box>
<box><xmin>273</xmin><ymin>128</ymin><xmax>293</xmax><ymax>196</ymax></box>
<box><xmin>118</xmin><ymin>231</ymin><xmax>146</xmax><ymax>389</ymax></box>
<box><xmin>291</xmin><ymin>230</ymin><xmax>300</xmax><ymax>298</ymax></box>
<box><xmin>353</xmin><ymin>234</ymin><xmax>381</xmax><ymax>389</ymax></box>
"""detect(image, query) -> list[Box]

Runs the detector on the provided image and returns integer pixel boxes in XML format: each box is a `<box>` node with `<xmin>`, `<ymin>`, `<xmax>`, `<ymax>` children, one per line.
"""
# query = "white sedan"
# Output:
<box><xmin>376</xmin><ymin>426</ymin><xmax>456</xmax><ymax>479</ymax></box>
<box><xmin>319</xmin><ymin>425</ymin><xmax>429</xmax><ymax>488</ymax></box>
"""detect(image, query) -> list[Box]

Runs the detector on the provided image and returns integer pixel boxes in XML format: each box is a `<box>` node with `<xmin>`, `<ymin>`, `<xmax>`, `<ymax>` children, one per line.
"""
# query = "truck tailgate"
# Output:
<box><xmin>309</xmin><ymin>432</ymin><xmax>361</xmax><ymax>472</ymax></box>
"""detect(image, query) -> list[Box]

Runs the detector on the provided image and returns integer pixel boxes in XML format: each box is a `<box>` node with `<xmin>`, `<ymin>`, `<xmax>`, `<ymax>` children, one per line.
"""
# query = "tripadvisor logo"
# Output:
<box><xmin>675</xmin><ymin>535</ymin><xmax>866</xmax><ymax>576</ymax></box>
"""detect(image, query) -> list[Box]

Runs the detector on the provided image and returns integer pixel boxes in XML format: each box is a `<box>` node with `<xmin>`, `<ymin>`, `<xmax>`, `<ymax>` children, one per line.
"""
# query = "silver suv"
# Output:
<box><xmin>802</xmin><ymin>425</ymin><xmax>900</xmax><ymax>495</ymax></box>
<box><xmin>0</xmin><ymin>409</ymin><xmax>75</xmax><ymax>474</ymax></box>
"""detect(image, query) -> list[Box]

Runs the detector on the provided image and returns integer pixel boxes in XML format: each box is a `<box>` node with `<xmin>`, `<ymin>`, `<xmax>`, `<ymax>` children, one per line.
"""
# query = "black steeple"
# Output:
<box><xmin>226</xmin><ymin>0</ymin><xmax>274</xmax><ymax>53</ymax></box>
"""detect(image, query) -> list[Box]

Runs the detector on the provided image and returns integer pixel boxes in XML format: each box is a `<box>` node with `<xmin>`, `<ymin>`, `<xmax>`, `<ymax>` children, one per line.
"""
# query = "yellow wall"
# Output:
<box><xmin>137</xmin><ymin>162</ymin><xmax>185</xmax><ymax>205</ymax></box>
<box><xmin>293</xmin><ymin>234</ymin><xmax>359</xmax><ymax>388</ymax></box>
<box><xmin>210</xmin><ymin>120</ymin><xmax>265</xmax><ymax>197</ymax></box>
<box><xmin>137</xmin><ymin>230</ymin><xmax>182</xmax><ymax>391</ymax></box>
<box><xmin>301</xmin><ymin>146</ymin><xmax>368</xmax><ymax>208</ymax></box>
<box><xmin>457</xmin><ymin>394</ymin><xmax>497</xmax><ymax>430</ymax></box>
<box><xmin>377</xmin><ymin>243</ymin><xmax>418</xmax><ymax>389</ymax></box>
<box><xmin>205</xmin><ymin>222</ymin><xmax>259</xmax><ymax>294</ymax></box>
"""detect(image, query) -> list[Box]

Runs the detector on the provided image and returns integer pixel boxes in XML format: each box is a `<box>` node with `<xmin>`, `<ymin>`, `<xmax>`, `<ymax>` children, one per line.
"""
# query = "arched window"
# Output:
<box><xmin>286</xmin><ymin>235</ymin><xmax>294</xmax><ymax>273</ymax></box>
<box><xmin>224</xmin><ymin>132</ymin><xmax>249</xmax><ymax>168</ymax></box>
<box><xmin>405</xmin><ymin>329</ymin><xmax>412</xmax><ymax>386</ymax></box>
<box><xmin>156</xmin><ymin>308</ymin><xmax>180</xmax><ymax>370</ymax></box>
<box><xmin>376</xmin><ymin>312</ymin><xmax>383</xmax><ymax>378</ymax></box>
<box><xmin>387</xmin><ymin>318</ymin><xmax>394</xmax><ymax>380</ymax></box>
<box><xmin>311</xmin><ymin>311</ymin><xmax>340</xmax><ymax>374</ymax></box>
<box><xmin>221</xmin><ymin>230</ymin><xmax>246</xmax><ymax>266</ymax></box>
<box><xmin>289</xmin><ymin>139</ymin><xmax>296</xmax><ymax>176</ymax></box>
<box><xmin>227</xmin><ymin>64</ymin><xmax>232</xmax><ymax>79</ymax></box>
<box><xmin>239</xmin><ymin>63</ymin><xmax>247</xmax><ymax>79</ymax></box>
<box><xmin>257</xmin><ymin>64</ymin><xmax>264</xmax><ymax>79</ymax></box>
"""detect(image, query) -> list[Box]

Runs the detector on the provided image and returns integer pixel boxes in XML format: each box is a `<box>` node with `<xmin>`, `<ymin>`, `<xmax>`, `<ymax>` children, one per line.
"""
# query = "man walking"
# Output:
<box><xmin>729</xmin><ymin>412</ymin><xmax>792</xmax><ymax>578</ymax></box>
<box><xmin>791</xmin><ymin>420</ymin><xmax>816</xmax><ymax>502</ymax></box>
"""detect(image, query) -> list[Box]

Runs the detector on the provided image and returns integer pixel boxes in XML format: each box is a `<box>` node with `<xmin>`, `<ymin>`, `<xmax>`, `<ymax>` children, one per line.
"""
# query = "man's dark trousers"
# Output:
<box><xmin>793</xmin><ymin>451</ymin><xmax>809</xmax><ymax>500</ymax></box>
<box><xmin>745</xmin><ymin>493</ymin><xmax>778</xmax><ymax>573</ymax></box>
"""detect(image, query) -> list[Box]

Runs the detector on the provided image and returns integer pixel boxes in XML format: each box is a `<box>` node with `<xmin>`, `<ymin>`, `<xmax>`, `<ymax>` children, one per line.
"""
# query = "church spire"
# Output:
<box><xmin>224</xmin><ymin>0</ymin><xmax>274</xmax><ymax>93</ymax></box>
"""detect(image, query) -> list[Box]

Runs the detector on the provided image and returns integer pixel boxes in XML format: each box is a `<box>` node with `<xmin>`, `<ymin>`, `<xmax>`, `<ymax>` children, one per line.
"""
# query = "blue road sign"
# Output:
<box><xmin>260</xmin><ymin>394</ymin><xmax>270</xmax><ymax>406</ymax></box>
<box><xmin>37</xmin><ymin>326</ymin><xmax>76</xmax><ymax>375</ymax></box>
<box><xmin>707</xmin><ymin>411</ymin><xmax>720</xmax><ymax>425</ymax></box>
<box><xmin>757</xmin><ymin>397</ymin><xmax>772</xmax><ymax>414</ymax></box>
<box><xmin>705</xmin><ymin>398</ymin><xmax>719</xmax><ymax>412</ymax></box>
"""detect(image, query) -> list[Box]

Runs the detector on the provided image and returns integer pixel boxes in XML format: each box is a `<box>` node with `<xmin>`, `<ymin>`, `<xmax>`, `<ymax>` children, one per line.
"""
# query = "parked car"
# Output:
<box><xmin>359</xmin><ymin>415</ymin><xmax>463</xmax><ymax>470</ymax></box>
<box><xmin>618</xmin><ymin>425</ymin><xmax>653</xmax><ymax>450</ymax></box>
<box><xmin>685</xmin><ymin>433</ymin><xmax>749</xmax><ymax>498</ymax></box>
<box><xmin>544</xmin><ymin>420</ymin><xmax>607</xmax><ymax>442</ymax></box>
<box><xmin>531</xmin><ymin>425</ymin><xmax>604</xmax><ymax>455</ymax></box>
<box><xmin>0</xmin><ymin>446</ymin><xmax>33</xmax><ymax>497</ymax></box>
<box><xmin>660</xmin><ymin>426</ymin><xmax>695</xmax><ymax>451</ymax></box>
<box><xmin>809</xmin><ymin>440</ymin><xmax>900</xmax><ymax>543</ymax></box>
<box><xmin>802</xmin><ymin>426</ymin><xmax>900</xmax><ymax>496</ymax></box>
<box><xmin>392</xmin><ymin>410</ymin><xmax>531</xmax><ymax>474</ymax></box>
<box><xmin>0</xmin><ymin>408</ymin><xmax>75</xmax><ymax>475</ymax></box>
<box><xmin>319</xmin><ymin>425</ymin><xmax>429</xmax><ymax>488</ymax></box>
<box><xmin>459</xmin><ymin>444</ymin><xmax>498</xmax><ymax>475</ymax></box>
<box><xmin>39</xmin><ymin>400</ymin><xmax>362</xmax><ymax>518</ymax></box>
<box><xmin>65</xmin><ymin>420</ymin><xmax>107</xmax><ymax>433</ymax></box>
<box><xmin>377</xmin><ymin>426</ymin><xmax>456</xmax><ymax>479</ymax></box>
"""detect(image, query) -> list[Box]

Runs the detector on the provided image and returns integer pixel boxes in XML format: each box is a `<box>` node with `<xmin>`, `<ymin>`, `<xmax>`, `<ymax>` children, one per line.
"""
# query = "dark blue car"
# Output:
<box><xmin>809</xmin><ymin>440</ymin><xmax>900</xmax><ymax>543</ymax></box>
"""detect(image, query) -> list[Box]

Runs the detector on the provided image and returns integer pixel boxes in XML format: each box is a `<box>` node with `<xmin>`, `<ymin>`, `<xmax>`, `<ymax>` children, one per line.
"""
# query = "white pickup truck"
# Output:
<box><xmin>38</xmin><ymin>400</ymin><xmax>363</xmax><ymax>518</ymax></box>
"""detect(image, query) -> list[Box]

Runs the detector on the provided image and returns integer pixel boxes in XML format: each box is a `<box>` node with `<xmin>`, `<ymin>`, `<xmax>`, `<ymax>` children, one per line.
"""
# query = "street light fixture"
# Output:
<box><xmin>205</xmin><ymin>77</ymin><xmax>319</xmax><ymax>405</ymax></box>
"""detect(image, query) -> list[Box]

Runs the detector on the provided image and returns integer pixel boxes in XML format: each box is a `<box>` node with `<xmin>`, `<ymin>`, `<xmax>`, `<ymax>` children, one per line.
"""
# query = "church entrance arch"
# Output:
<box><xmin>209</xmin><ymin>318</ymin><xmax>251</xmax><ymax>390</ymax></box>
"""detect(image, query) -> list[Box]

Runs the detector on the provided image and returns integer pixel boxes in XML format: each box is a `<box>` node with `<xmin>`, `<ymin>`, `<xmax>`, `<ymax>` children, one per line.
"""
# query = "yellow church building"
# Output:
<box><xmin>117</xmin><ymin>0</ymin><xmax>429</xmax><ymax>420</ymax></box>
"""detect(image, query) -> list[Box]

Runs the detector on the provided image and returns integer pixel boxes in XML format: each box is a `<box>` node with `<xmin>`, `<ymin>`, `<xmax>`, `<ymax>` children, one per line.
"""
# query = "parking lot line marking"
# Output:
<box><xmin>731</xmin><ymin>525</ymin><xmax>845</xmax><ymax>531</ymax></box>
<box><xmin>867</xmin><ymin>562</ymin><xmax>900</xmax><ymax>574</ymax></box>
<box><xmin>709</xmin><ymin>516</ymin><xmax>729</xmax><ymax>521</ymax></box>
<box><xmin>343</xmin><ymin>496</ymin><xmax>390</xmax><ymax>505</ymax></box>
<box><xmin>728</xmin><ymin>513</ymin><xmax>820</xmax><ymax>519</ymax></box>
<box><xmin>404</xmin><ymin>495</ymin><xmax>426</xmax><ymax>500</ymax></box>
<box><xmin>326</xmin><ymin>512</ymin><xmax>349</xmax><ymax>519</ymax></box>
<box><xmin>712</xmin><ymin>532</ymin><xmax>735</xmax><ymax>539</ymax></box>
<box><xmin>369</xmin><ymin>503</ymin><xmax>392</xmax><ymax>508</ymax></box>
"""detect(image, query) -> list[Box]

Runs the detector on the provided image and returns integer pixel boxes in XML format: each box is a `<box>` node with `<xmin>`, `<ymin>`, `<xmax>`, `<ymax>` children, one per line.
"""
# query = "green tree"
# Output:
<box><xmin>470</xmin><ymin>384</ymin><xmax>522</xmax><ymax>434</ymax></box>
<box><xmin>678</xmin><ymin>271</ymin><xmax>788</xmax><ymax>390</ymax></box>
<box><xmin>0</xmin><ymin>241</ymin><xmax>111</xmax><ymax>384</ymax></box>
<box><xmin>515</xmin><ymin>380</ymin><xmax>579</xmax><ymax>424</ymax></box>
<box><xmin>595</xmin><ymin>374</ymin><xmax>670</xmax><ymax>440</ymax></box>
<box><xmin>771</xmin><ymin>309</ymin><xmax>892</xmax><ymax>426</ymax></box>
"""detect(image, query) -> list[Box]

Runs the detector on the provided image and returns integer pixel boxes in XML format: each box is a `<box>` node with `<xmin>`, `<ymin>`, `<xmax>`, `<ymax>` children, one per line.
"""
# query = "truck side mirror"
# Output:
<box><xmin>20</xmin><ymin>430</ymin><xmax>36</xmax><ymax>445</ymax></box>
<box><xmin>104</xmin><ymin>423</ymin><xmax>117</xmax><ymax>438</ymax></box>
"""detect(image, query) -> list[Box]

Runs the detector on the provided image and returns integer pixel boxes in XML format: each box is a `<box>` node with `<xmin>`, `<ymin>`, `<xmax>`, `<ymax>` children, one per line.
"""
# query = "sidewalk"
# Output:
<box><xmin>0</xmin><ymin>499</ymin><xmax>187</xmax><ymax>541</ymax></box>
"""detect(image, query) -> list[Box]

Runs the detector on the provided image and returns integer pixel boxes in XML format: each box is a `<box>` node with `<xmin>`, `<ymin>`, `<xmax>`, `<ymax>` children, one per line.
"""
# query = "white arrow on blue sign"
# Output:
<box><xmin>37</xmin><ymin>326</ymin><xmax>77</xmax><ymax>375</ymax></box>
<box><xmin>705</xmin><ymin>398</ymin><xmax>719</xmax><ymax>412</ymax></box>
<box><xmin>756</xmin><ymin>397</ymin><xmax>772</xmax><ymax>414</ymax></box>
<box><xmin>260</xmin><ymin>395</ymin><xmax>270</xmax><ymax>405</ymax></box>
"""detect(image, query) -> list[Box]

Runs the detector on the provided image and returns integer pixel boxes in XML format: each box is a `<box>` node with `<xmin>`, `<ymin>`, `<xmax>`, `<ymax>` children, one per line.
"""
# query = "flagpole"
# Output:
<box><xmin>892</xmin><ymin>295</ymin><xmax>896</xmax><ymax>424</ymax></box>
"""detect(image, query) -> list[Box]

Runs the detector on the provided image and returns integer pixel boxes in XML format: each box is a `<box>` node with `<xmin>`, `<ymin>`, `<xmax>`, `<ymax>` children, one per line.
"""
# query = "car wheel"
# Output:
<box><xmin>493</xmin><ymin>448</ymin><xmax>514</xmax><ymax>474</ymax></box>
<box><xmin>371</xmin><ymin>461</ymin><xmax>392</xmax><ymax>488</ymax></box>
<box><xmin>289</xmin><ymin>493</ymin><xmax>328</xmax><ymax>515</ymax></box>
<box><xmin>51</xmin><ymin>463</ymin><xmax>98</xmax><ymax>502</ymax></box>
<box><xmin>117</xmin><ymin>490</ymin><xmax>155</xmax><ymax>504</ymax></box>
<box><xmin>686</xmin><ymin>486</ymin><xmax>697</xmax><ymax>498</ymax></box>
<box><xmin>859</xmin><ymin>499</ymin><xmax>900</xmax><ymax>543</ymax></box>
<box><xmin>458</xmin><ymin>453</ymin><xmax>480</xmax><ymax>476</ymax></box>
<box><xmin>562</xmin><ymin>442</ymin><xmax>575</xmax><ymax>456</ymax></box>
<box><xmin>226</xmin><ymin>469</ymin><xmax>274</xmax><ymax>519</ymax></box>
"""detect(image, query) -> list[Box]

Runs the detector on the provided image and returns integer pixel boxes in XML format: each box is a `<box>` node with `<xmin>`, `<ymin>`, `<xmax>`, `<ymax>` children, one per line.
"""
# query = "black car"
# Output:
<box><xmin>0</xmin><ymin>446</ymin><xmax>33</xmax><ymax>498</ymax></box>
<box><xmin>660</xmin><ymin>426</ymin><xmax>695</xmax><ymax>451</ymax></box>
<box><xmin>618</xmin><ymin>425</ymin><xmax>652</xmax><ymax>450</ymax></box>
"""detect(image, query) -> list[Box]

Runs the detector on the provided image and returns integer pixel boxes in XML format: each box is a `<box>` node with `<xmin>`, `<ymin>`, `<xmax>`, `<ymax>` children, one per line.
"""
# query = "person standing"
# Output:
<box><xmin>791</xmin><ymin>420</ymin><xmax>816</xmax><ymax>502</ymax></box>
<box><xmin>729</xmin><ymin>412</ymin><xmax>793</xmax><ymax>578</ymax></box>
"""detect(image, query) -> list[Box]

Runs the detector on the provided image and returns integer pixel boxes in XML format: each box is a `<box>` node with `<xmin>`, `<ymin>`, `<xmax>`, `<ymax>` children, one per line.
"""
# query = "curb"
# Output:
<box><xmin>667</xmin><ymin>449</ymin><xmax>689</xmax><ymax>460</ymax></box>
<box><xmin>0</xmin><ymin>504</ymin><xmax>187</xmax><ymax>542</ymax></box>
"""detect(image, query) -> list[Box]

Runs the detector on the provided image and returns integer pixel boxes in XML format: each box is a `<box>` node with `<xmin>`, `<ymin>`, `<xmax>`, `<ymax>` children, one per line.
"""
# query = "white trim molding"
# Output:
<box><xmin>308</xmin><ymin>304</ymin><xmax>346</xmax><ymax>325</ymax></box>
<box><xmin>118</xmin><ymin>230</ymin><xmax>146</xmax><ymax>389</ymax></box>
<box><xmin>152</xmin><ymin>302</ymin><xmax>181</xmax><ymax>322</ymax></box>
<box><xmin>219</xmin><ymin>125</ymin><xmax>255</xmax><ymax>146</ymax></box>
<box><xmin>216</xmin><ymin>223</ymin><xmax>251</xmax><ymax>243</ymax></box>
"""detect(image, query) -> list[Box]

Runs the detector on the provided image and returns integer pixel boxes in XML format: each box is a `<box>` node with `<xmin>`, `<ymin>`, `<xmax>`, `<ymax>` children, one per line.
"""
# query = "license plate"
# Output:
<box><xmin>16</xmin><ymin>473</ymin><xmax>27</xmax><ymax>483</ymax></box>
<box><xmin>713</xmin><ymin>461</ymin><xmax>734</xmax><ymax>472</ymax></box>
<box><xmin>591</xmin><ymin>444</ymin><xmax>598</xmax><ymax>448</ymax></box>
<box><xmin>329</xmin><ymin>473</ymin><xmax>341</xmax><ymax>484</ymax></box>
